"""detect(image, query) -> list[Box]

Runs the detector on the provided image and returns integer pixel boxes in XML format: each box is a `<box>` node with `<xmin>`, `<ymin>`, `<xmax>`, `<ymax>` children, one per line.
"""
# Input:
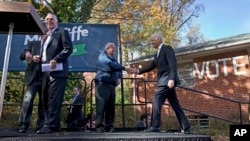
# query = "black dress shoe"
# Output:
<box><xmin>17</xmin><ymin>128</ymin><xmax>26</xmax><ymax>133</ymax></box>
<box><xmin>144</xmin><ymin>127</ymin><xmax>161</xmax><ymax>132</ymax></box>
<box><xmin>17</xmin><ymin>125</ymin><xmax>27</xmax><ymax>133</ymax></box>
<box><xmin>35</xmin><ymin>125</ymin><xmax>43</xmax><ymax>132</ymax></box>
<box><xmin>104</xmin><ymin>126</ymin><xmax>116</xmax><ymax>132</ymax></box>
<box><xmin>109</xmin><ymin>127</ymin><xmax>116</xmax><ymax>132</ymax></box>
<box><xmin>36</xmin><ymin>127</ymin><xmax>52</xmax><ymax>134</ymax></box>
<box><xmin>184</xmin><ymin>126</ymin><xmax>194</xmax><ymax>134</ymax></box>
<box><xmin>35</xmin><ymin>128</ymin><xmax>41</xmax><ymax>132</ymax></box>
<box><xmin>96</xmin><ymin>127</ymin><xmax>105</xmax><ymax>133</ymax></box>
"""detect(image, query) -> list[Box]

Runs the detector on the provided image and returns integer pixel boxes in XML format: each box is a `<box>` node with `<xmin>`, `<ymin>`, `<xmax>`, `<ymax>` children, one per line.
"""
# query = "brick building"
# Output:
<box><xmin>128</xmin><ymin>33</ymin><xmax>250</xmax><ymax>125</ymax></box>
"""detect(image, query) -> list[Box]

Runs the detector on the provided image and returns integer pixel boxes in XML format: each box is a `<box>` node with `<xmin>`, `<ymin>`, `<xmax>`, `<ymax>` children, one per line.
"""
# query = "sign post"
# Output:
<box><xmin>0</xmin><ymin>1</ymin><xmax>45</xmax><ymax>119</ymax></box>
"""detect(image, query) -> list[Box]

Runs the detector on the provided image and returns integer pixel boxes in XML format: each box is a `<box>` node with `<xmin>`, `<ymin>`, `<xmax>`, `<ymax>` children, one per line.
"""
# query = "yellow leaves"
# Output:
<box><xmin>88</xmin><ymin>0</ymin><xmax>203</xmax><ymax>59</ymax></box>
<box><xmin>150</xmin><ymin>6</ymin><xmax>161</xmax><ymax>14</ymax></box>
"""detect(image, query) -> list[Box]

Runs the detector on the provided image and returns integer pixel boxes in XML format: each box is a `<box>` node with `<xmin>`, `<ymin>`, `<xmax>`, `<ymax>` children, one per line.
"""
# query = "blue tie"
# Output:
<box><xmin>70</xmin><ymin>95</ymin><xmax>77</xmax><ymax>113</ymax></box>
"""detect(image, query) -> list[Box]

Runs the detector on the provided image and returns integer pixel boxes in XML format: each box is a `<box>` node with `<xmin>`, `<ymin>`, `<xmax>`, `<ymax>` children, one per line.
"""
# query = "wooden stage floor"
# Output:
<box><xmin>0</xmin><ymin>128</ymin><xmax>212</xmax><ymax>141</ymax></box>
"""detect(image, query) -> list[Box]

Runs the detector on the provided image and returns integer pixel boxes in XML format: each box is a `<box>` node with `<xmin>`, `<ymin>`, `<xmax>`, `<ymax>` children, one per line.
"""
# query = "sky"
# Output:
<box><xmin>194</xmin><ymin>0</ymin><xmax>250</xmax><ymax>40</ymax></box>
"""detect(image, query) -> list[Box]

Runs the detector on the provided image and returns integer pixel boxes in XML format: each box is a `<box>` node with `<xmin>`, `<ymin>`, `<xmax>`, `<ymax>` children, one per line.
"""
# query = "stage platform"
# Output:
<box><xmin>0</xmin><ymin>128</ymin><xmax>212</xmax><ymax>141</ymax></box>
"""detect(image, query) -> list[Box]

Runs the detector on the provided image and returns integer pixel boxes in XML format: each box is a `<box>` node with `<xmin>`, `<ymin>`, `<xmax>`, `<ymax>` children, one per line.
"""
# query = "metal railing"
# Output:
<box><xmin>0</xmin><ymin>76</ymin><xmax>87</xmax><ymax>128</ymax></box>
<box><xmin>1</xmin><ymin>76</ymin><xmax>249</xmax><ymax>129</ymax></box>
<box><xmin>136</xmin><ymin>79</ymin><xmax>250</xmax><ymax>125</ymax></box>
<box><xmin>87</xmin><ymin>77</ymin><xmax>250</xmax><ymax>128</ymax></box>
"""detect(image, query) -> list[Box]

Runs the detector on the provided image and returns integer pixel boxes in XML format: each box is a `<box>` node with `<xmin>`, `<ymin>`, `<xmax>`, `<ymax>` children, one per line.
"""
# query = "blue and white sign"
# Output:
<box><xmin>0</xmin><ymin>23</ymin><xmax>120</xmax><ymax>72</ymax></box>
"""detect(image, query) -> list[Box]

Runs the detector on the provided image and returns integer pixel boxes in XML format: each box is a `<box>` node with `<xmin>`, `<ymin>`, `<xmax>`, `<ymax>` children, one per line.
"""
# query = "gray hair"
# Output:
<box><xmin>104</xmin><ymin>42</ymin><xmax>115</xmax><ymax>51</ymax></box>
<box><xmin>45</xmin><ymin>13</ymin><xmax>58</xmax><ymax>23</ymax></box>
<box><xmin>150</xmin><ymin>33</ymin><xmax>163</xmax><ymax>42</ymax></box>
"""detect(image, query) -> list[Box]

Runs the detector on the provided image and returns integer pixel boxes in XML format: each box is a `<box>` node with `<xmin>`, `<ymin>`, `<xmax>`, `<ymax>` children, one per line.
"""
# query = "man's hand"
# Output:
<box><xmin>63</xmin><ymin>101</ymin><xmax>71</xmax><ymax>108</ymax></box>
<box><xmin>167</xmin><ymin>80</ymin><xmax>175</xmax><ymax>89</ymax></box>
<box><xmin>33</xmin><ymin>55</ymin><xmax>40</xmax><ymax>63</ymax></box>
<box><xmin>25</xmin><ymin>52</ymin><xmax>33</xmax><ymax>64</ymax></box>
<box><xmin>127</xmin><ymin>67</ymin><xmax>138</xmax><ymax>74</ymax></box>
<box><xmin>50</xmin><ymin>60</ymin><xmax>57</xmax><ymax>69</ymax></box>
<box><xmin>125</xmin><ymin>66</ymin><xmax>132</xmax><ymax>73</ymax></box>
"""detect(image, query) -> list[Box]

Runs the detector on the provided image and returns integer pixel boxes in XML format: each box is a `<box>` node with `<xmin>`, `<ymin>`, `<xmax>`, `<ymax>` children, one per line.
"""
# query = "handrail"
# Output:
<box><xmin>65</xmin><ymin>77</ymin><xmax>87</xmax><ymax>121</ymax></box>
<box><xmin>2</xmin><ymin>76</ymin><xmax>249</xmax><ymax>128</ymax></box>
<box><xmin>177</xmin><ymin>85</ymin><xmax>246</xmax><ymax>124</ymax></box>
<box><xmin>89</xmin><ymin>77</ymin><xmax>145</xmax><ymax>128</ymax></box>
<box><xmin>135</xmin><ymin>79</ymin><xmax>250</xmax><ymax>125</ymax></box>
<box><xmin>1</xmin><ymin>76</ymin><xmax>87</xmax><ymax>128</ymax></box>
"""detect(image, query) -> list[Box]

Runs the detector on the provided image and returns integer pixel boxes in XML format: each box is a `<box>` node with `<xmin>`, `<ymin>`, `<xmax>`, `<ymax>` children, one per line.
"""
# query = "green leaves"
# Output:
<box><xmin>33</xmin><ymin>0</ymin><xmax>98</xmax><ymax>23</ymax></box>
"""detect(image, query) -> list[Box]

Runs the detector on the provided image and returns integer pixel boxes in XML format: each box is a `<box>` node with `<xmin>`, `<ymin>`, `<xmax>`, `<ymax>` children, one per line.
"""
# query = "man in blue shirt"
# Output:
<box><xmin>95</xmin><ymin>42</ymin><xmax>130</xmax><ymax>133</ymax></box>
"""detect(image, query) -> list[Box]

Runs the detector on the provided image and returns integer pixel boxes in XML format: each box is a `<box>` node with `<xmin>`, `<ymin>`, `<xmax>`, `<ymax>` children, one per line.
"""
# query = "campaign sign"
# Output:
<box><xmin>230</xmin><ymin>124</ymin><xmax>250</xmax><ymax>141</ymax></box>
<box><xmin>0</xmin><ymin>23</ymin><xmax>119</xmax><ymax>72</ymax></box>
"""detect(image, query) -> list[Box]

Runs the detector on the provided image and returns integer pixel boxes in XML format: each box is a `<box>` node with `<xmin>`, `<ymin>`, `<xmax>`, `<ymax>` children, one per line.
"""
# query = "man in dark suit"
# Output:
<box><xmin>65</xmin><ymin>87</ymin><xmax>84</xmax><ymax>128</ymax></box>
<box><xmin>37</xmin><ymin>13</ymin><xmax>73</xmax><ymax>134</ymax></box>
<box><xmin>133</xmin><ymin>33</ymin><xmax>193</xmax><ymax>134</ymax></box>
<box><xmin>134</xmin><ymin>113</ymin><xmax>151</xmax><ymax>131</ymax></box>
<box><xmin>17</xmin><ymin>39</ymin><xmax>46</xmax><ymax>133</ymax></box>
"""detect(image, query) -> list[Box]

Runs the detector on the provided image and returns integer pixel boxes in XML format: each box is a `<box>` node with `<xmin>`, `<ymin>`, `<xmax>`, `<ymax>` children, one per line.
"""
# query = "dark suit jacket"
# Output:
<box><xmin>70</xmin><ymin>95</ymin><xmax>84</xmax><ymax>120</ymax></box>
<box><xmin>42</xmin><ymin>28</ymin><xmax>73</xmax><ymax>78</ymax></box>
<box><xmin>20</xmin><ymin>41</ymin><xmax>42</xmax><ymax>86</ymax></box>
<box><xmin>139</xmin><ymin>44</ymin><xmax>180</xmax><ymax>87</ymax></box>
<box><xmin>134</xmin><ymin>120</ymin><xmax>146</xmax><ymax>128</ymax></box>
<box><xmin>66</xmin><ymin>95</ymin><xmax>84</xmax><ymax>124</ymax></box>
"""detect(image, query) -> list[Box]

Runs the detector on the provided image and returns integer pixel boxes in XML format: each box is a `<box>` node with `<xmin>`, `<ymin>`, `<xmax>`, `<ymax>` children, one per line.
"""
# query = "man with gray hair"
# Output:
<box><xmin>132</xmin><ymin>33</ymin><xmax>194</xmax><ymax>134</ymax></box>
<box><xmin>94</xmin><ymin>42</ymin><xmax>130</xmax><ymax>133</ymax></box>
<box><xmin>36</xmin><ymin>13</ymin><xmax>73</xmax><ymax>134</ymax></box>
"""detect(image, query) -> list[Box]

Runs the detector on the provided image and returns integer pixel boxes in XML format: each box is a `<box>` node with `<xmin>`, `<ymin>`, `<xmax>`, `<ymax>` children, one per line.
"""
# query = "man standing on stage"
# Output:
<box><xmin>37</xmin><ymin>13</ymin><xmax>73</xmax><ymax>134</ymax></box>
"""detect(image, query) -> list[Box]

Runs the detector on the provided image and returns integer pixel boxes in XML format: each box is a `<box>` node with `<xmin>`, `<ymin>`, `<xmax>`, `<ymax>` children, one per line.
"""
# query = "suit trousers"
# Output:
<box><xmin>95</xmin><ymin>84</ymin><xmax>116</xmax><ymax>128</ymax></box>
<box><xmin>18</xmin><ymin>85</ymin><xmax>45</xmax><ymax>130</ymax></box>
<box><xmin>151</xmin><ymin>86</ymin><xmax>190</xmax><ymax>130</ymax></box>
<box><xmin>42</xmin><ymin>72</ymin><xmax>67</xmax><ymax>129</ymax></box>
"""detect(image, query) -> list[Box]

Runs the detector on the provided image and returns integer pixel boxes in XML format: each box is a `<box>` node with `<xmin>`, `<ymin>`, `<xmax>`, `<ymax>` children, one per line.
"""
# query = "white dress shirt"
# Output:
<box><xmin>157</xmin><ymin>43</ymin><xmax>163</xmax><ymax>57</ymax></box>
<box><xmin>41</xmin><ymin>28</ymin><xmax>57</xmax><ymax>62</ymax></box>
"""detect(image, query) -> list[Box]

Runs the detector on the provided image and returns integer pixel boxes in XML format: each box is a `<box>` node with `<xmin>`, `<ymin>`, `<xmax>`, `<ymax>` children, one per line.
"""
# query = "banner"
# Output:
<box><xmin>0</xmin><ymin>23</ymin><xmax>120</xmax><ymax>72</ymax></box>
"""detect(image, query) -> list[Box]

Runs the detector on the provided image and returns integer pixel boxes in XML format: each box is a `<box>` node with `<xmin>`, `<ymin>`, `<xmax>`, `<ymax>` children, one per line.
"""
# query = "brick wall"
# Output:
<box><xmin>130</xmin><ymin>49</ymin><xmax>250</xmax><ymax>123</ymax></box>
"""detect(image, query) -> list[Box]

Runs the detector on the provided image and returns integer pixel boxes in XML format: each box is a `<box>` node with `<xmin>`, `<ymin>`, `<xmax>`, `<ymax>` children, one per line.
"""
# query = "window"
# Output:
<box><xmin>178</xmin><ymin>62</ymin><xmax>194</xmax><ymax>87</ymax></box>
